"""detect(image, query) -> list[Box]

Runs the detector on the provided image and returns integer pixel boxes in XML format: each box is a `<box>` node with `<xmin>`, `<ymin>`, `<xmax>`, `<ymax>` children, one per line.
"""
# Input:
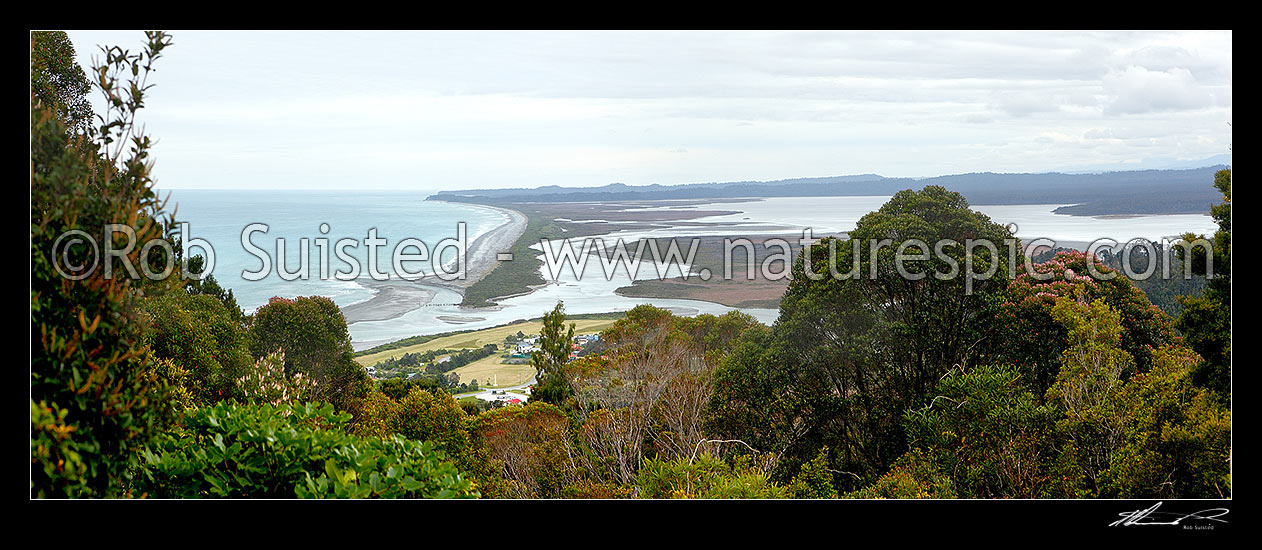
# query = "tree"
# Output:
<box><xmin>139</xmin><ymin>290</ymin><xmax>254</xmax><ymax>404</ymax></box>
<box><xmin>635</xmin><ymin>454</ymin><xmax>788</xmax><ymax>499</ymax></box>
<box><xmin>997</xmin><ymin>250</ymin><xmax>1174</xmax><ymax>395</ymax></box>
<box><xmin>470</xmin><ymin>402</ymin><xmax>589</xmax><ymax>498</ymax></box>
<box><xmin>1033</xmin><ymin>296</ymin><xmax>1229</xmax><ymax>499</ymax></box>
<box><xmin>1036</xmin><ymin>297</ymin><xmax>1135</xmax><ymax>497</ymax></box>
<box><xmin>1102</xmin><ymin>345</ymin><xmax>1231</xmax><ymax>498</ymax></box>
<box><xmin>843</xmin><ymin>449</ymin><xmax>956</xmax><ymax>499</ymax></box>
<box><xmin>1175</xmin><ymin>168</ymin><xmax>1231</xmax><ymax>398</ymax></box>
<box><xmin>247</xmin><ymin>296</ymin><xmax>372</xmax><ymax>412</ymax></box>
<box><xmin>903</xmin><ymin>364</ymin><xmax>1060</xmax><ymax>498</ymax></box>
<box><xmin>31</xmin><ymin>31</ymin><xmax>178</xmax><ymax>497</ymax></box>
<box><xmin>708</xmin><ymin>186</ymin><xmax>1019</xmax><ymax>491</ymax></box>
<box><xmin>787</xmin><ymin>447</ymin><xmax>838</xmax><ymax>498</ymax></box>
<box><xmin>30</xmin><ymin>32</ymin><xmax>93</xmax><ymax>134</ymax></box>
<box><xmin>183</xmin><ymin>253</ymin><xmax>243</xmax><ymax>321</ymax></box>
<box><xmin>570</xmin><ymin>306</ymin><xmax>761</xmax><ymax>485</ymax></box>
<box><xmin>529</xmin><ymin>301</ymin><xmax>575</xmax><ymax>405</ymax></box>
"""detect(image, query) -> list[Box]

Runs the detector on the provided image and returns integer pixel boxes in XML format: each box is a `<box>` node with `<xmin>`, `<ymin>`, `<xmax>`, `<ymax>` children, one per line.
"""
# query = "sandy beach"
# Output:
<box><xmin>339</xmin><ymin>202</ymin><xmax>527</xmax><ymax>324</ymax></box>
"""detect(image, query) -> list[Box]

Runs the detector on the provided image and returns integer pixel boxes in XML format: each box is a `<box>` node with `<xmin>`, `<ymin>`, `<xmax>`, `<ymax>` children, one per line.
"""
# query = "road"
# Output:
<box><xmin>453</xmin><ymin>376</ymin><xmax>536</xmax><ymax>400</ymax></box>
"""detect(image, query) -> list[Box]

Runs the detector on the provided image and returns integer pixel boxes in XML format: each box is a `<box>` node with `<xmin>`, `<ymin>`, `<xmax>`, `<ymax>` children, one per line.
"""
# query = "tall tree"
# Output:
<box><xmin>997</xmin><ymin>250</ymin><xmax>1173</xmax><ymax>395</ymax></box>
<box><xmin>1175</xmin><ymin>168</ymin><xmax>1231</xmax><ymax>398</ymax></box>
<box><xmin>529</xmin><ymin>301</ymin><xmax>575</xmax><ymax>405</ymax></box>
<box><xmin>708</xmin><ymin>186</ymin><xmax>1019</xmax><ymax>490</ymax></box>
<box><xmin>247</xmin><ymin>295</ymin><xmax>372</xmax><ymax>412</ymax></box>
<box><xmin>30</xmin><ymin>31</ymin><xmax>93</xmax><ymax>134</ymax></box>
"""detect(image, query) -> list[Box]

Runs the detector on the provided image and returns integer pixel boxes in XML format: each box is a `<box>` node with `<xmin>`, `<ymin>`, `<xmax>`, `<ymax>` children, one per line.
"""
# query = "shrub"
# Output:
<box><xmin>636</xmin><ymin>454</ymin><xmax>787</xmax><ymax>499</ymax></box>
<box><xmin>31</xmin><ymin>31</ymin><xmax>179</xmax><ymax>498</ymax></box>
<box><xmin>136</xmin><ymin>401</ymin><xmax>477</xmax><ymax>498</ymax></box>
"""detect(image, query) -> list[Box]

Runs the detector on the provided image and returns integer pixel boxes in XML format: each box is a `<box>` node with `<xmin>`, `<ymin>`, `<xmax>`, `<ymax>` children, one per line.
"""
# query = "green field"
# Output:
<box><xmin>356</xmin><ymin>318</ymin><xmax>619</xmax><ymax>386</ymax></box>
<box><xmin>450</xmin><ymin>354</ymin><xmax>535</xmax><ymax>388</ymax></box>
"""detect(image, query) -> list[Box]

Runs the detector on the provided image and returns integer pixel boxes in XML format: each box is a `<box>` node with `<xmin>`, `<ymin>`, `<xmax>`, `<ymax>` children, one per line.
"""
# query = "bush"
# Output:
<box><xmin>31</xmin><ymin>31</ymin><xmax>179</xmax><ymax>498</ymax></box>
<box><xmin>139</xmin><ymin>291</ymin><xmax>253</xmax><ymax>404</ymax></box>
<box><xmin>247</xmin><ymin>296</ymin><xmax>372</xmax><ymax>411</ymax></box>
<box><xmin>636</xmin><ymin>454</ymin><xmax>787</xmax><ymax>499</ymax></box>
<box><xmin>844</xmin><ymin>449</ymin><xmax>956</xmax><ymax>499</ymax></box>
<box><xmin>1101</xmin><ymin>345</ymin><xmax>1231</xmax><ymax>498</ymax></box>
<box><xmin>903</xmin><ymin>364</ymin><xmax>1059</xmax><ymax>498</ymax></box>
<box><xmin>998</xmin><ymin>250</ymin><xmax>1174</xmax><ymax>394</ymax></box>
<box><xmin>136</xmin><ymin>401</ymin><xmax>478</xmax><ymax>498</ymax></box>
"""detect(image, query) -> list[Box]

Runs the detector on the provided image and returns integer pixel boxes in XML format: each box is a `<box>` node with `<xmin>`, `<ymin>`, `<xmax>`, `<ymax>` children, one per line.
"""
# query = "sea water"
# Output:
<box><xmin>164</xmin><ymin>189</ymin><xmax>508</xmax><ymax>312</ymax></box>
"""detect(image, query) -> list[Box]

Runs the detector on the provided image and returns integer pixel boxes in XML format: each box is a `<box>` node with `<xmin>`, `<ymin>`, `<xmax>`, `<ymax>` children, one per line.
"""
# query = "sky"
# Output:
<box><xmin>63</xmin><ymin>30</ymin><xmax>1232</xmax><ymax>192</ymax></box>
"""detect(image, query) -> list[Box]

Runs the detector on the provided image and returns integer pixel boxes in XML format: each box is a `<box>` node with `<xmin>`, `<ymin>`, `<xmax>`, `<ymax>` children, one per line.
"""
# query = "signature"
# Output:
<box><xmin>1110</xmin><ymin>502</ymin><xmax>1230</xmax><ymax>527</ymax></box>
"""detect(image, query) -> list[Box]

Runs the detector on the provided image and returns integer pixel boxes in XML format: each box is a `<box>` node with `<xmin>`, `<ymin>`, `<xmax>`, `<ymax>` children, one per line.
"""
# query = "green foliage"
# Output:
<box><xmin>636</xmin><ymin>454</ymin><xmax>787</xmax><ymax>499</ymax></box>
<box><xmin>139</xmin><ymin>290</ymin><xmax>254</xmax><ymax>404</ymax></box>
<box><xmin>247</xmin><ymin>295</ymin><xmax>372</xmax><ymax>411</ymax></box>
<box><xmin>704</xmin><ymin>325</ymin><xmax>798</xmax><ymax>464</ymax></box>
<box><xmin>136</xmin><ymin>401</ymin><xmax>477</xmax><ymax>498</ymax></box>
<box><xmin>378</xmin><ymin>377</ymin><xmax>424</xmax><ymax>400</ymax></box>
<box><xmin>903</xmin><ymin>364</ymin><xmax>1059</xmax><ymax>498</ymax></box>
<box><xmin>183</xmin><ymin>254</ymin><xmax>243</xmax><ymax>321</ymax></box>
<box><xmin>1094</xmin><ymin>245</ymin><xmax>1206</xmax><ymax>319</ymax></box>
<box><xmin>1175</xmin><ymin>168</ymin><xmax>1231</xmax><ymax>398</ymax></box>
<box><xmin>844</xmin><ymin>449</ymin><xmax>956</xmax><ymax>499</ymax></box>
<box><xmin>529</xmin><ymin>301</ymin><xmax>576</xmax><ymax>405</ymax></box>
<box><xmin>31</xmin><ymin>31</ymin><xmax>179</xmax><ymax>498</ymax></box>
<box><xmin>30</xmin><ymin>31</ymin><xmax>93</xmax><ymax>134</ymax></box>
<box><xmin>1042</xmin><ymin>297</ymin><xmax>1133</xmax><ymax>496</ymax></box>
<box><xmin>353</xmin><ymin>387</ymin><xmax>469</xmax><ymax>457</ymax></box>
<box><xmin>355</xmin><ymin>387</ymin><xmax>508</xmax><ymax>497</ymax></box>
<box><xmin>471</xmin><ymin>402</ymin><xmax>587</xmax><ymax>498</ymax></box>
<box><xmin>998</xmin><ymin>250</ymin><xmax>1174</xmax><ymax>394</ymax></box>
<box><xmin>1101</xmin><ymin>345</ymin><xmax>1231</xmax><ymax>498</ymax></box>
<box><xmin>710</xmin><ymin>186</ymin><xmax>1018</xmax><ymax>492</ymax></box>
<box><xmin>787</xmin><ymin>447</ymin><xmax>838</xmax><ymax>498</ymax></box>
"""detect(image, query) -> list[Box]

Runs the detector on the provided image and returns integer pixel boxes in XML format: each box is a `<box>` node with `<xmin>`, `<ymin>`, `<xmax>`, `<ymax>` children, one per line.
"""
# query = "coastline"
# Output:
<box><xmin>340</xmin><ymin>201</ymin><xmax>528</xmax><ymax>324</ymax></box>
<box><xmin>345</xmin><ymin>195</ymin><xmax>1213</xmax><ymax>348</ymax></box>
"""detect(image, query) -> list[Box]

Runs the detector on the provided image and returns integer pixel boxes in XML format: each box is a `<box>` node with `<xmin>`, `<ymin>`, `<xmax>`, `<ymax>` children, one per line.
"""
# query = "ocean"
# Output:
<box><xmin>164</xmin><ymin>189</ymin><xmax>508</xmax><ymax>312</ymax></box>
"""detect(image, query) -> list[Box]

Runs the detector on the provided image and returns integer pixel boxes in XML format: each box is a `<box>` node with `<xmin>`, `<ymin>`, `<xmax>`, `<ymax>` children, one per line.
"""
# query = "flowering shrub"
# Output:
<box><xmin>998</xmin><ymin>250</ymin><xmax>1174</xmax><ymax>393</ymax></box>
<box><xmin>235</xmin><ymin>349</ymin><xmax>316</xmax><ymax>408</ymax></box>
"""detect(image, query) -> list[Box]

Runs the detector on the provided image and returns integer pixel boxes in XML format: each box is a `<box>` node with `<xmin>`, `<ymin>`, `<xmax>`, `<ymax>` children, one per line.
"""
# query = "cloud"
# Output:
<box><xmin>1104</xmin><ymin>66</ymin><xmax>1213</xmax><ymax>115</ymax></box>
<box><xmin>1083</xmin><ymin>128</ymin><xmax>1115</xmax><ymax>140</ymax></box>
<box><xmin>990</xmin><ymin>91</ymin><xmax>1061</xmax><ymax>117</ymax></box>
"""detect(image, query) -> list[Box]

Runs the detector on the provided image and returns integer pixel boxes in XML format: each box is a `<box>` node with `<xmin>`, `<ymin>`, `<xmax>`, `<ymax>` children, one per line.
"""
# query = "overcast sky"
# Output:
<box><xmin>64</xmin><ymin>30</ymin><xmax>1232</xmax><ymax>192</ymax></box>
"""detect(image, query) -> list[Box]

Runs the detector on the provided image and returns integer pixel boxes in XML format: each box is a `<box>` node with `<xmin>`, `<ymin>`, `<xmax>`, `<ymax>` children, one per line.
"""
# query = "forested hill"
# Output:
<box><xmin>431</xmin><ymin>165</ymin><xmax>1228</xmax><ymax>216</ymax></box>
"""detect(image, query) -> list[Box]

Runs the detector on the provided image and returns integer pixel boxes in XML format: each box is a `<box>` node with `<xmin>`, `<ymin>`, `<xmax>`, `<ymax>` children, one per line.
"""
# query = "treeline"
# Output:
<box><xmin>432</xmin><ymin>166</ymin><xmax>1227</xmax><ymax>216</ymax></box>
<box><xmin>487</xmin><ymin>181</ymin><xmax>1230</xmax><ymax>499</ymax></box>
<box><xmin>371</xmin><ymin>344</ymin><xmax>499</xmax><ymax>375</ymax></box>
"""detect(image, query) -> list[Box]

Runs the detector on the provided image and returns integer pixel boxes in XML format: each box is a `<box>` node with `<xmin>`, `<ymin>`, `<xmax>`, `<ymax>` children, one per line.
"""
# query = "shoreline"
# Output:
<box><xmin>346</xmin><ymin>195</ymin><xmax>1205</xmax><ymax>347</ymax></box>
<box><xmin>339</xmin><ymin>201</ymin><xmax>528</xmax><ymax>325</ymax></box>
